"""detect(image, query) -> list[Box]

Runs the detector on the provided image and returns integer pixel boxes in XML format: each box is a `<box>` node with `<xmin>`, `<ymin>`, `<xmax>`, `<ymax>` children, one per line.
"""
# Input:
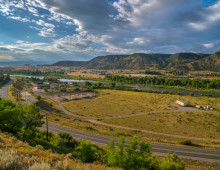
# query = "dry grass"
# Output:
<box><xmin>8</xmin><ymin>84</ymin><xmax>17</xmax><ymax>102</ymax></box>
<box><xmin>37</xmin><ymin>91</ymin><xmax>220</xmax><ymax>148</ymax></box>
<box><xmin>0</xmin><ymin>132</ymin><xmax>113</xmax><ymax>170</ymax></box>
<box><xmin>102</xmin><ymin>111</ymin><xmax>220</xmax><ymax>143</ymax></box>
<box><xmin>67</xmin><ymin>72</ymin><xmax>105</xmax><ymax>79</ymax></box>
<box><xmin>62</xmin><ymin>89</ymin><xmax>220</xmax><ymax>117</ymax></box>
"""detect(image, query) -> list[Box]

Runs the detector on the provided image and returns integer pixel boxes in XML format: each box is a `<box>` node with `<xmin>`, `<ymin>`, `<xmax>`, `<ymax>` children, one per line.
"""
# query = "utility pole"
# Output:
<box><xmin>45</xmin><ymin>112</ymin><xmax>49</xmax><ymax>142</ymax></box>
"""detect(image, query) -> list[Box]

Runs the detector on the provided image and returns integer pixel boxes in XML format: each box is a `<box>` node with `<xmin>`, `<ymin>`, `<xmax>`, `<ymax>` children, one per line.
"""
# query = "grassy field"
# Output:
<box><xmin>67</xmin><ymin>71</ymin><xmax>105</xmax><ymax>79</ymax></box>
<box><xmin>102</xmin><ymin>111</ymin><xmax>220</xmax><ymax>144</ymax></box>
<box><xmin>62</xmin><ymin>89</ymin><xmax>220</xmax><ymax>117</ymax></box>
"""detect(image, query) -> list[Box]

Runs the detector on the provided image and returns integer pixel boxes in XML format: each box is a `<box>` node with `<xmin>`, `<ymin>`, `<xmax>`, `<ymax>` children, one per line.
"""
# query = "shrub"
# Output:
<box><xmin>36</xmin><ymin>95</ymin><xmax>41</xmax><ymax>101</ymax></box>
<box><xmin>72</xmin><ymin>139</ymin><xmax>103</xmax><ymax>163</ymax></box>
<box><xmin>106</xmin><ymin>137</ymin><xmax>159</xmax><ymax>169</ymax></box>
<box><xmin>74</xmin><ymin>87</ymin><xmax>80</xmax><ymax>92</ymax></box>
<box><xmin>86</xmin><ymin>126</ymin><xmax>94</xmax><ymax>131</ymax></box>
<box><xmin>178</xmin><ymin>140</ymin><xmax>193</xmax><ymax>146</ymax></box>
<box><xmin>159</xmin><ymin>154</ymin><xmax>185</xmax><ymax>170</ymax></box>
<box><xmin>0</xmin><ymin>149</ymin><xmax>21</xmax><ymax>170</ymax></box>
<box><xmin>55</xmin><ymin>159</ymin><xmax>71</xmax><ymax>170</ymax></box>
<box><xmin>43</xmin><ymin>87</ymin><xmax>48</xmax><ymax>92</ymax></box>
<box><xmin>51</xmin><ymin>132</ymin><xmax>78</xmax><ymax>153</ymax></box>
<box><xmin>29</xmin><ymin>162</ymin><xmax>51</xmax><ymax>170</ymax></box>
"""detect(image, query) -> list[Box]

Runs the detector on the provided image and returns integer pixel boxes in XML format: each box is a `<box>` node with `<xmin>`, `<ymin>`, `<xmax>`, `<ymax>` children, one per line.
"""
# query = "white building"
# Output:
<box><xmin>196</xmin><ymin>105</ymin><xmax>202</xmax><ymax>109</ymax></box>
<box><xmin>176</xmin><ymin>100</ymin><xmax>187</xmax><ymax>107</ymax></box>
<box><xmin>82</xmin><ymin>94</ymin><xmax>88</xmax><ymax>98</ymax></box>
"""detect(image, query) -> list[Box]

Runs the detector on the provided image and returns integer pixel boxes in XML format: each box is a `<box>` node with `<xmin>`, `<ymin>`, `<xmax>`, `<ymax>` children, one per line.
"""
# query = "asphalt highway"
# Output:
<box><xmin>41</xmin><ymin>123</ymin><xmax>220</xmax><ymax>162</ymax></box>
<box><xmin>0</xmin><ymin>79</ymin><xmax>13</xmax><ymax>99</ymax></box>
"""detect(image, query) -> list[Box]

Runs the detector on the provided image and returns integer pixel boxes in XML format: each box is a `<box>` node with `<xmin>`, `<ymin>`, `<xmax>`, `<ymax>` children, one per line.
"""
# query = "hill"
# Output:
<box><xmin>166</xmin><ymin>53</ymin><xmax>209</xmax><ymax>70</ymax></box>
<box><xmin>52</xmin><ymin>52</ymin><xmax>220</xmax><ymax>71</ymax></box>
<box><xmin>52</xmin><ymin>61</ymin><xmax>86</xmax><ymax>67</ymax></box>
<box><xmin>186</xmin><ymin>51</ymin><xmax>220</xmax><ymax>71</ymax></box>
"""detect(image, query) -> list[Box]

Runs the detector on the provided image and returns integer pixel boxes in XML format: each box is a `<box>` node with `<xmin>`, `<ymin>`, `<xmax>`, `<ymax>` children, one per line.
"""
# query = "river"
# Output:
<box><xmin>10</xmin><ymin>75</ymin><xmax>220</xmax><ymax>97</ymax></box>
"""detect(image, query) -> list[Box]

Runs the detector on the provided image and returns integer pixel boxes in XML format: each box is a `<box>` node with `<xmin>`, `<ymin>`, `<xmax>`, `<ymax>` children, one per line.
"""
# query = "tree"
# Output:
<box><xmin>107</xmin><ymin>137</ymin><xmax>158</xmax><ymax>169</ymax></box>
<box><xmin>21</xmin><ymin>104</ymin><xmax>44</xmax><ymax>140</ymax></box>
<box><xmin>72</xmin><ymin>82</ymin><xmax>78</xmax><ymax>86</ymax></box>
<box><xmin>73</xmin><ymin>139</ymin><xmax>97</xmax><ymax>163</ymax></box>
<box><xmin>159</xmin><ymin>154</ymin><xmax>185</xmax><ymax>170</ymax></box>
<box><xmin>85</xmin><ymin>81</ymin><xmax>92</xmax><ymax>87</ymax></box>
<box><xmin>36</xmin><ymin>95</ymin><xmax>41</xmax><ymax>101</ymax></box>
<box><xmin>110</xmin><ymin>82</ymin><xmax>116</xmax><ymax>88</ymax></box>
<box><xmin>0</xmin><ymin>98</ymin><xmax>23</xmax><ymax>136</ymax></box>
<box><xmin>43</xmin><ymin>87</ymin><xmax>48</xmax><ymax>92</ymax></box>
<box><xmin>0</xmin><ymin>98</ymin><xmax>44</xmax><ymax>140</ymax></box>
<box><xmin>3</xmin><ymin>74</ymin><xmax>10</xmax><ymax>82</ymax></box>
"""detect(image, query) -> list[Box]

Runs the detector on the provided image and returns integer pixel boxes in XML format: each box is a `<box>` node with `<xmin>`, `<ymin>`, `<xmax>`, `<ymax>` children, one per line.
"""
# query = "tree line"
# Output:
<box><xmin>0</xmin><ymin>69</ymin><xmax>65</xmax><ymax>76</ymax></box>
<box><xmin>105</xmin><ymin>75</ymin><xmax>220</xmax><ymax>90</ymax></box>
<box><xmin>0</xmin><ymin>73</ymin><xmax>10</xmax><ymax>85</ymax></box>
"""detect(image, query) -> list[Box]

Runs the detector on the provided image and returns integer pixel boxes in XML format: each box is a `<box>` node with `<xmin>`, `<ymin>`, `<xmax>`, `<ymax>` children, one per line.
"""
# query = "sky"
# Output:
<box><xmin>0</xmin><ymin>0</ymin><xmax>220</xmax><ymax>64</ymax></box>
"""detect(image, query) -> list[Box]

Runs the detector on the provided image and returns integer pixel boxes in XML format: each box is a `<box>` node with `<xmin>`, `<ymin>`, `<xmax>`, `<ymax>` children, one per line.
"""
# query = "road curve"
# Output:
<box><xmin>41</xmin><ymin>123</ymin><xmax>220</xmax><ymax>162</ymax></box>
<box><xmin>0</xmin><ymin>79</ymin><xmax>13</xmax><ymax>99</ymax></box>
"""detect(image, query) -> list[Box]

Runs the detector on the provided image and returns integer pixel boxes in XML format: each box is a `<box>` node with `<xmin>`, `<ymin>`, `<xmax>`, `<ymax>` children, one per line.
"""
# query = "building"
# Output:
<box><xmin>206</xmin><ymin>105</ymin><xmax>212</xmax><ymax>109</ymax></box>
<box><xmin>196</xmin><ymin>105</ymin><xmax>202</xmax><ymax>109</ymax></box>
<box><xmin>50</xmin><ymin>85</ymin><xmax>59</xmax><ymax>90</ymax></box>
<box><xmin>82</xmin><ymin>94</ymin><xmax>89</xmax><ymax>98</ymax></box>
<box><xmin>35</xmin><ymin>83</ymin><xmax>50</xmax><ymax>90</ymax></box>
<box><xmin>176</xmin><ymin>100</ymin><xmax>187</xmax><ymax>107</ymax></box>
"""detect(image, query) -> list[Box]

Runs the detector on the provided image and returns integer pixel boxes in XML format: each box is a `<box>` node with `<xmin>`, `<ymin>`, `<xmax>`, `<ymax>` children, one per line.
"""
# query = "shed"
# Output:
<box><xmin>82</xmin><ymin>94</ymin><xmax>88</xmax><ymax>98</ymax></box>
<box><xmin>196</xmin><ymin>105</ymin><xmax>202</xmax><ymax>109</ymax></box>
<box><xmin>176</xmin><ymin>100</ymin><xmax>187</xmax><ymax>107</ymax></box>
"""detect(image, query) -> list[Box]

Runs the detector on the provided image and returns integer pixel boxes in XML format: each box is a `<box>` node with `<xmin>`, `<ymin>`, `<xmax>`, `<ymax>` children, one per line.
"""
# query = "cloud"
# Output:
<box><xmin>0</xmin><ymin>0</ymin><xmax>220</xmax><ymax>62</ymax></box>
<box><xmin>203</xmin><ymin>43</ymin><xmax>214</xmax><ymax>48</ymax></box>
<box><xmin>0</xmin><ymin>55</ymin><xmax>15</xmax><ymax>61</ymax></box>
<box><xmin>39</xmin><ymin>0</ymin><xmax>116</xmax><ymax>34</ymax></box>
<box><xmin>37</xmin><ymin>0</ymin><xmax>220</xmax><ymax>54</ymax></box>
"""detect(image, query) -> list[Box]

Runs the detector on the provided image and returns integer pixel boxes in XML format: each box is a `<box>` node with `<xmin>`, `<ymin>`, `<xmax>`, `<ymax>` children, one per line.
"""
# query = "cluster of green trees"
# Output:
<box><xmin>168</xmin><ymin>71</ymin><xmax>189</xmax><ymax>76</ymax></box>
<box><xmin>0</xmin><ymin>98</ymin><xmax>43</xmax><ymax>141</ymax></box>
<box><xmin>105</xmin><ymin>75</ymin><xmax>220</xmax><ymax>89</ymax></box>
<box><xmin>0</xmin><ymin>73</ymin><xmax>10</xmax><ymax>85</ymax></box>
<box><xmin>140</xmin><ymin>70</ymin><xmax>162</xmax><ymax>75</ymax></box>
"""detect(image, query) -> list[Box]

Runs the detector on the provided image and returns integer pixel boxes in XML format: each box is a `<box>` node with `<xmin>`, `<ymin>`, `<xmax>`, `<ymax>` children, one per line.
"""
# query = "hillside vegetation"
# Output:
<box><xmin>187</xmin><ymin>51</ymin><xmax>220</xmax><ymax>71</ymax></box>
<box><xmin>52</xmin><ymin>51</ymin><xmax>220</xmax><ymax>71</ymax></box>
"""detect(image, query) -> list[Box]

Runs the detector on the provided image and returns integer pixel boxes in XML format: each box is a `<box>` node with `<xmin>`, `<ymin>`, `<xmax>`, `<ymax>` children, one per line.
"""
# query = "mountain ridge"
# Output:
<box><xmin>52</xmin><ymin>52</ymin><xmax>220</xmax><ymax>71</ymax></box>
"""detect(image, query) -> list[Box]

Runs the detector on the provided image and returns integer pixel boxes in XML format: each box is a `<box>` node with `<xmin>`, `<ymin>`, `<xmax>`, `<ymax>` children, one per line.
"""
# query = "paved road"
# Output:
<box><xmin>0</xmin><ymin>79</ymin><xmax>13</xmax><ymax>99</ymax></box>
<box><xmin>41</xmin><ymin>123</ymin><xmax>220</xmax><ymax>162</ymax></box>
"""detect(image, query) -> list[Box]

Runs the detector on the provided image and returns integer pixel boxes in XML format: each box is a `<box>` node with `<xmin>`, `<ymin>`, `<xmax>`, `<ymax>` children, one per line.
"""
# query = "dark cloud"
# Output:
<box><xmin>41</xmin><ymin>0</ymin><xmax>116</xmax><ymax>34</ymax></box>
<box><xmin>39</xmin><ymin>0</ymin><xmax>220</xmax><ymax>54</ymax></box>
